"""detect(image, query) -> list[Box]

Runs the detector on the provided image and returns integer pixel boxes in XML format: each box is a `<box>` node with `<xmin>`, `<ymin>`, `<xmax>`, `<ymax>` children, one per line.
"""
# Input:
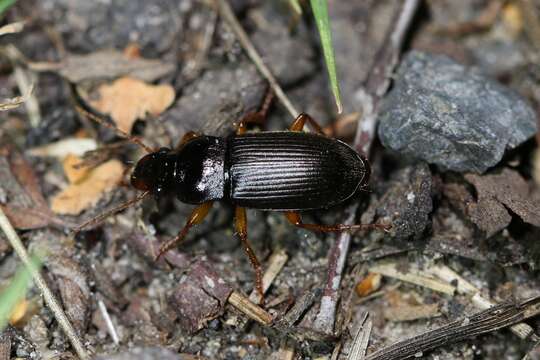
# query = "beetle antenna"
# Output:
<box><xmin>71</xmin><ymin>190</ymin><xmax>151</xmax><ymax>234</ymax></box>
<box><xmin>75</xmin><ymin>105</ymin><xmax>154</xmax><ymax>154</ymax></box>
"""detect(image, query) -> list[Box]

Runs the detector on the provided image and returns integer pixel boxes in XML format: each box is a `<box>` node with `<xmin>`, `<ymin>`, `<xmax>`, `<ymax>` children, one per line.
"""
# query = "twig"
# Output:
<box><xmin>249</xmin><ymin>249</ymin><xmax>288</xmax><ymax>303</ymax></box>
<box><xmin>365</xmin><ymin>295</ymin><xmax>540</xmax><ymax>360</ymax></box>
<box><xmin>312</xmin><ymin>0</ymin><xmax>421</xmax><ymax>335</ymax></box>
<box><xmin>0</xmin><ymin>208</ymin><xmax>90</xmax><ymax>359</ymax></box>
<box><xmin>214</xmin><ymin>0</ymin><xmax>299</xmax><ymax>118</ymax></box>
<box><xmin>98</xmin><ymin>299</ymin><xmax>120</xmax><ymax>345</ymax></box>
<box><xmin>228</xmin><ymin>291</ymin><xmax>273</xmax><ymax>326</ymax></box>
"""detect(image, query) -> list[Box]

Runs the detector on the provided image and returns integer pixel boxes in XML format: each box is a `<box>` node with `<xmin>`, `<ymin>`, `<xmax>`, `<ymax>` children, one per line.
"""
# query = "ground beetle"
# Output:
<box><xmin>76</xmin><ymin>93</ymin><xmax>388</xmax><ymax>300</ymax></box>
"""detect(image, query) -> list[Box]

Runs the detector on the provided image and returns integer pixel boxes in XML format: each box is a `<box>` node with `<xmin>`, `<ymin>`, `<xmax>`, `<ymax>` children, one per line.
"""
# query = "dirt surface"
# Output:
<box><xmin>1</xmin><ymin>1</ymin><xmax>540</xmax><ymax>359</ymax></box>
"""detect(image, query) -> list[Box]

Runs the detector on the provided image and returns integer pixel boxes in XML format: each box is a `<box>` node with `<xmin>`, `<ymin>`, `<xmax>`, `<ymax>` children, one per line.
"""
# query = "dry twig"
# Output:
<box><xmin>313</xmin><ymin>0</ymin><xmax>421</xmax><ymax>335</ymax></box>
<box><xmin>228</xmin><ymin>291</ymin><xmax>273</xmax><ymax>326</ymax></box>
<box><xmin>0</xmin><ymin>208</ymin><xmax>90</xmax><ymax>359</ymax></box>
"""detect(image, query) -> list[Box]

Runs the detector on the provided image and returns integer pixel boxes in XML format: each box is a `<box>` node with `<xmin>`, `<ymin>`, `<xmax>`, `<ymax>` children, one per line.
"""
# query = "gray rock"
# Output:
<box><xmin>377</xmin><ymin>51</ymin><xmax>537</xmax><ymax>173</ymax></box>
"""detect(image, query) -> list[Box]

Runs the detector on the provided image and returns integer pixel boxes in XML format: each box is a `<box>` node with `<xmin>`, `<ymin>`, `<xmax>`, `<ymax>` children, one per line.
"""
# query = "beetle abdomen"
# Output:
<box><xmin>228</xmin><ymin>132</ymin><xmax>369</xmax><ymax>210</ymax></box>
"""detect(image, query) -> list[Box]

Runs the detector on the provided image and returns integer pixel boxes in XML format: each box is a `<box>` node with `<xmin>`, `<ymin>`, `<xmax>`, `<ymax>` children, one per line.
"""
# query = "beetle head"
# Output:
<box><xmin>131</xmin><ymin>147</ymin><xmax>171</xmax><ymax>193</ymax></box>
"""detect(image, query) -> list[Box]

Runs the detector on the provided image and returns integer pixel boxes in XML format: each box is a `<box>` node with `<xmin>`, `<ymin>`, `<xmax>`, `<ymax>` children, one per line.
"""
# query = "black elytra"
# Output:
<box><xmin>130</xmin><ymin>131</ymin><xmax>370</xmax><ymax>210</ymax></box>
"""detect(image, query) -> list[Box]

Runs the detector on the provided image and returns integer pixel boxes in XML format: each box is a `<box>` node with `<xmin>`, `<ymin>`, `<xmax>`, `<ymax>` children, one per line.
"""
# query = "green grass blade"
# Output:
<box><xmin>310</xmin><ymin>0</ymin><xmax>342</xmax><ymax>113</ymax></box>
<box><xmin>0</xmin><ymin>0</ymin><xmax>16</xmax><ymax>16</ymax></box>
<box><xmin>0</xmin><ymin>255</ymin><xmax>41</xmax><ymax>330</ymax></box>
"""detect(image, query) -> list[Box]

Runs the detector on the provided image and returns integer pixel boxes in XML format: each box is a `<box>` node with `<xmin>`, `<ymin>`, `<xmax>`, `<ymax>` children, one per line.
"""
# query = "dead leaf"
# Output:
<box><xmin>0</xmin><ymin>137</ymin><xmax>63</xmax><ymax>229</ymax></box>
<box><xmin>90</xmin><ymin>77</ymin><xmax>175</xmax><ymax>133</ymax></box>
<box><xmin>465</xmin><ymin>168</ymin><xmax>540</xmax><ymax>237</ymax></box>
<box><xmin>51</xmin><ymin>159</ymin><xmax>124</xmax><ymax>215</ymax></box>
<box><xmin>37</xmin><ymin>50</ymin><xmax>175</xmax><ymax>83</ymax></box>
<box><xmin>62</xmin><ymin>154</ymin><xmax>91</xmax><ymax>184</ymax></box>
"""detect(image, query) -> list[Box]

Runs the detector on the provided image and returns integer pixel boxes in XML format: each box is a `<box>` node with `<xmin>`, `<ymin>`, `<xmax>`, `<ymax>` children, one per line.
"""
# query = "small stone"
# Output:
<box><xmin>378</xmin><ymin>51</ymin><xmax>537</xmax><ymax>173</ymax></box>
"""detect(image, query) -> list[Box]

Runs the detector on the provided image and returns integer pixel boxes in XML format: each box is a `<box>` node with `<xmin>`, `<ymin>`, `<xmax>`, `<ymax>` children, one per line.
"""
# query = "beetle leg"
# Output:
<box><xmin>235</xmin><ymin>206</ymin><xmax>264</xmax><ymax>304</ymax></box>
<box><xmin>176</xmin><ymin>131</ymin><xmax>201</xmax><ymax>149</ymax></box>
<box><xmin>289</xmin><ymin>113</ymin><xmax>326</xmax><ymax>135</ymax></box>
<box><xmin>155</xmin><ymin>201</ymin><xmax>214</xmax><ymax>260</ymax></box>
<box><xmin>285</xmin><ymin>211</ymin><xmax>391</xmax><ymax>232</ymax></box>
<box><xmin>236</xmin><ymin>88</ymin><xmax>274</xmax><ymax>135</ymax></box>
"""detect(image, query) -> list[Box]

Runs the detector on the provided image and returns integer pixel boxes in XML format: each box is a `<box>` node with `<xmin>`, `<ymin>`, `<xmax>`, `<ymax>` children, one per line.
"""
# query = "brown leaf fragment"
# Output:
<box><xmin>0</xmin><ymin>138</ymin><xmax>60</xmax><ymax>229</ymax></box>
<box><xmin>168</xmin><ymin>259</ymin><xmax>232</xmax><ymax>333</ymax></box>
<box><xmin>62</xmin><ymin>154</ymin><xmax>91</xmax><ymax>184</ymax></box>
<box><xmin>465</xmin><ymin>168</ymin><xmax>540</xmax><ymax>237</ymax></box>
<box><xmin>90</xmin><ymin>77</ymin><xmax>175</xmax><ymax>133</ymax></box>
<box><xmin>51</xmin><ymin>159</ymin><xmax>124</xmax><ymax>215</ymax></box>
<box><xmin>54</xmin><ymin>50</ymin><xmax>175</xmax><ymax>83</ymax></box>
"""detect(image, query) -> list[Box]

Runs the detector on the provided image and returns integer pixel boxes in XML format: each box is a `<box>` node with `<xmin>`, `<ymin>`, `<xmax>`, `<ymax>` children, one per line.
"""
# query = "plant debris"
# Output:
<box><xmin>465</xmin><ymin>168</ymin><xmax>540</xmax><ymax>236</ymax></box>
<box><xmin>51</xmin><ymin>159</ymin><xmax>124</xmax><ymax>215</ymax></box>
<box><xmin>89</xmin><ymin>77</ymin><xmax>175</xmax><ymax>133</ymax></box>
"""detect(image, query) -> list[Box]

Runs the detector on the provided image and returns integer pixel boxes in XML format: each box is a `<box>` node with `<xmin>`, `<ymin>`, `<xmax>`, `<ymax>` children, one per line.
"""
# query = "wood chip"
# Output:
<box><xmin>90</xmin><ymin>76</ymin><xmax>175</xmax><ymax>133</ymax></box>
<box><xmin>228</xmin><ymin>291</ymin><xmax>272</xmax><ymax>326</ymax></box>
<box><xmin>51</xmin><ymin>159</ymin><xmax>124</xmax><ymax>215</ymax></box>
<box><xmin>249</xmin><ymin>249</ymin><xmax>288</xmax><ymax>303</ymax></box>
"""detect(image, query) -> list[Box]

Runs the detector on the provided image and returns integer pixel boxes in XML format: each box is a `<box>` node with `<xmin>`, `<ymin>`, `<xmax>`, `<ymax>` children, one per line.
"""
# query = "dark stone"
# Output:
<box><xmin>378</xmin><ymin>51</ymin><xmax>537</xmax><ymax>173</ymax></box>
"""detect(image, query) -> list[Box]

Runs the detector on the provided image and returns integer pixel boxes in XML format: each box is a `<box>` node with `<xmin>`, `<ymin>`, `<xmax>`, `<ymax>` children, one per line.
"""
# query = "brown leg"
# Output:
<box><xmin>236</xmin><ymin>88</ymin><xmax>274</xmax><ymax>135</ymax></box>
<box><xmin>285</xmin><ymin>211</ymin><xmax>391</xmax><ymax>233</ymax></box>
<box><xmin>155</xmin><ymin>202</ymin><xmax>214</xmax><ymax>260</ymax></box>
<box><xmin>235</xmin><ymin>207</ymin><xmax>264</xmax><ymax>303</ymax></box>
<box><xmin>289</xmin><ymin>113</ymin><xmax>326</xmax><ymax>135</ymax></box>
<box><xmin>176</xmin><ymin>131</ymin><xmax>200</xmax><ymax>149</ymax></box>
